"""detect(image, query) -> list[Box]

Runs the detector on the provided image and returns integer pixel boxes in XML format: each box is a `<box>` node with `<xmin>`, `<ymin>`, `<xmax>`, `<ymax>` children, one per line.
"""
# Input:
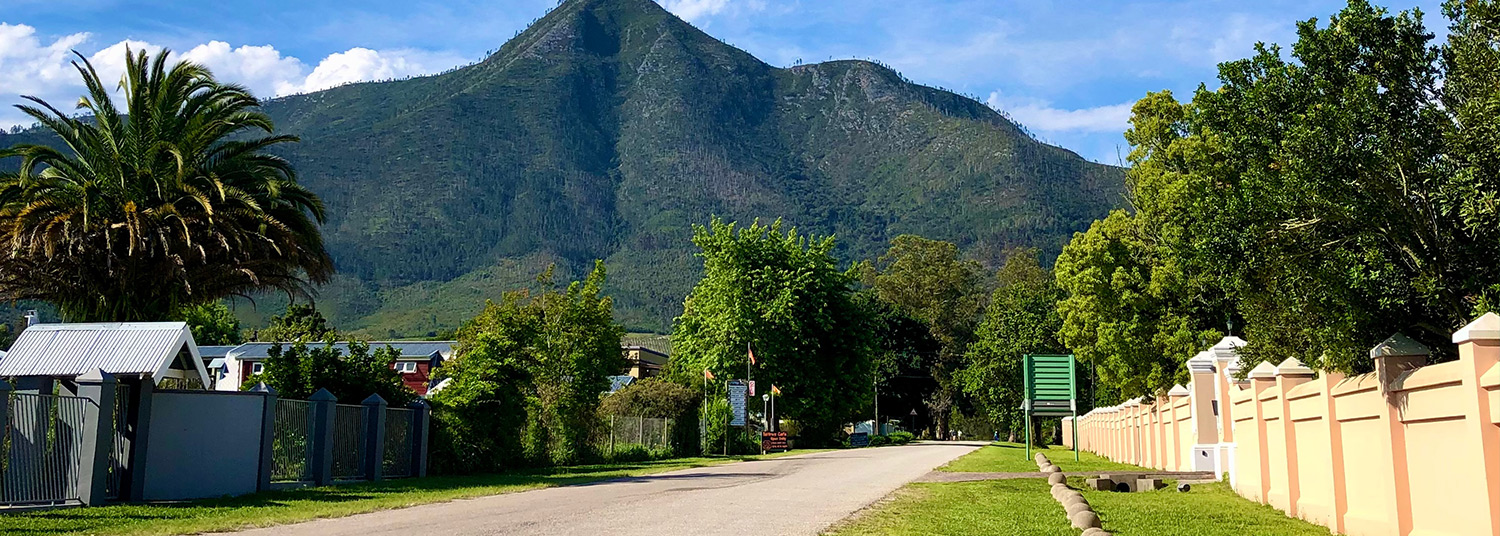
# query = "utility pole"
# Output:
<box><xmin>873</xmin><ymin>376</ymin><xmax>879</xmax><ymax>436</ymax></box>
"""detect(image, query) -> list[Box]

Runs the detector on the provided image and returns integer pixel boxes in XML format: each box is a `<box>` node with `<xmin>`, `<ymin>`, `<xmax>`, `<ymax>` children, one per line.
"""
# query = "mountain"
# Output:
<box><xmin>3</xmin><ymin>0</ymin><xmax>1124</xmax><ymax>336</ymax></box>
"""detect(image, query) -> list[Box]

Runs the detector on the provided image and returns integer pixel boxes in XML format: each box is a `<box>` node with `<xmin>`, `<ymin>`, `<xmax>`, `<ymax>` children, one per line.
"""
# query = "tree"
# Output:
<box><xmin>0</xmin><ymin>48</ymin><xmax>331</xmax><ymax>322</ymax></box>
<box><xmin>250</xmin><ymin>337</ymin><xmax>415</xmax><ymax>406</ymax></box>
<box><xmin>871</xmin><ymin>235</ymin><xmax>985</xmax><ymax>439</ymax></box>
<box><xmin>1109</xmin><ymin>0</ymin><xmax>1500</xmax><ymax>373</ymax></box>
<box><xmin>961</xmin><ymin>248</ymin><xmax>1065</xmax><ymax>441</ymax></box>
<box><xmin>668</xmin><ymin>218</ymin><xmax>873</xmax><ymax>444</ymax></box>
<box><xmin>1055</xmin><ymin>211</ymin><xmax>1221</xmax><ymax>399</ymax></box>
<box><xmin>857</xmin><ymin>291</ymin><xmax>938</xmax><ymax>437</ymax></box>
<box><xmin>258</xmin><ymin>304</ymin><xmax>336</xmax><ymax>341</ymax></box>
<box><xmin>433</xmin><ymin>262</ymin><xmax>625</xmax><ymax>467</ymax></box>
<box><xmin>177</xmin><ymin>302</ymin><xmax>243</xmax><ymax>345</ymax></box>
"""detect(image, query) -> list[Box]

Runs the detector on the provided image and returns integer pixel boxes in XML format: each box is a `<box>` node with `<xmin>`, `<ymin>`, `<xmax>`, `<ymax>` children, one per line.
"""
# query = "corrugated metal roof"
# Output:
<box><xmin>199</xmin><ymin>346</ymin><xmax>238</xmax><ymax>358</ymax></box>
<box><xmin>0</xmin><ymin>322</ymin><xmax>201</xmax><ymax>379</ymax></box>
<box><xmin>228</xmin><ymin>341</ymin><xmax>455</xmax><ymax>360</ymax></box>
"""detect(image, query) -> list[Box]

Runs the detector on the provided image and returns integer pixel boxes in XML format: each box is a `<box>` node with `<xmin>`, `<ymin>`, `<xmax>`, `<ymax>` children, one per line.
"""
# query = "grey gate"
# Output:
<box><xmin>0</xmin><ymin>392</ymin><xmax>90</xmax><ymax>505</ymax></box>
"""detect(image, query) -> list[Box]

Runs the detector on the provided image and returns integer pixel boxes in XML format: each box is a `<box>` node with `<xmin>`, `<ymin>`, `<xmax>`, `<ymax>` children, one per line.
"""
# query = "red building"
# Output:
<box><xmin>217</xmin><ymin>341</ymin><xmax>454</xmax><ymax>396</ymax></box>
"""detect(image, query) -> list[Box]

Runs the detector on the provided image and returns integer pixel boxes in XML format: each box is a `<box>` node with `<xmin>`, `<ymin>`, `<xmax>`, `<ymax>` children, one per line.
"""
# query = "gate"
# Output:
<box><xmin>106</xmin><ymin>383</ymin><xmax>132</xmax><ymax>500</ymax></box>
<box><xmin>0</xmin><ymin>393</ymin><xmax>91</xmax><ymax>505</ymax></box>
<box><xmin>330</xmin><ymin>405</ymin><xmax>365</xmax><ymax>481</ymax></box>
<box><xmin>270</xmin><ymin>399</ymin><xmax>314</xmax><ymax>483</ymax></box>
<box><xmin>383</xmin><ymin>408</ymin><xmax>413</xmax><ymax>478</ymax></box>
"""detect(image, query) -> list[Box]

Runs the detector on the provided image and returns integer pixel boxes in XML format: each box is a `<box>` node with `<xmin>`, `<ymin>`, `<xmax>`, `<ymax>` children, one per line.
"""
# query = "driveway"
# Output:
<box><xmin>223</xmin><ymin>441</ymin><xmax>985</xmax><ymax>536</ymax></box>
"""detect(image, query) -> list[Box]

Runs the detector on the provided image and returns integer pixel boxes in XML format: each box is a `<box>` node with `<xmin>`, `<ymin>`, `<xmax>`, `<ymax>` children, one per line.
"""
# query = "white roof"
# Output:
<box><xmin>0</xmin><ymin>322</ymin><xmax>208</xmax><ymax>384</ymax></box>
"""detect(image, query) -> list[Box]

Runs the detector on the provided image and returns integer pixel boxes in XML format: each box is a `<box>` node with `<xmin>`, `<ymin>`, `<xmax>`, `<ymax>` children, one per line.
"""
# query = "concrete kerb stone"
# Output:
<box><xmin>1047</xmin><ymin>472</ymin><xmax>1067</xmax><ymax>485</ymax></box>
<box><xmin>1066</xmin><ymin>501</ymin><xmax>1092</xmax><ymax>516</ymax></box>
<box><xmin>1070</xmin><ymin>510</ymin><xmax>1102</xmax><ymax>529</ymax></box>
<box><xmin>1135</xmin><ymin>477</ymin><xmax>1165</xmax><ymax>492</ymax></box>
<box><xmin>1082</xmin><ymin>528</ymin><xmax>1112</xmax><ymax>536</ymax></box>
<box><xmin>1086</xmin><ymin>477</ymin><xmax>1114</xmax><ymax>491</ymax></box>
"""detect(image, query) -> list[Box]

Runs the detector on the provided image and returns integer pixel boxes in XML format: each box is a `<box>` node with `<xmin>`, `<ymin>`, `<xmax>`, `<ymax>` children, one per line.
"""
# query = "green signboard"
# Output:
<box><xmin>1022</xmin><ymin>354</ymin><xmax>1079</xmax><ymax>461</ymax></box>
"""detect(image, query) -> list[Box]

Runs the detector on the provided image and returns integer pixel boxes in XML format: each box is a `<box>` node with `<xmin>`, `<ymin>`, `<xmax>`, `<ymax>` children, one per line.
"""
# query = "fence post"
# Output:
<box><xmin>1187</xmin><ymin>350</ymin><xmax>1221</xmax><ymax>473</ymax></box>
<box><xmin>1272</xmin><ymin>358</ymin><xmax>1314</xmax><ymax>517</ymax></box>
<box><xmin>1247</xmin><ymin>361</ymin><xmax>1277</xmax><ymax>504</ymax></box>
<box><xmin>126</xmin><ymin>379</ymin><xmax>154</xmax><ymax>502</ymax></box>
<box><xmin>250</xmin><ymin>383</ymin><xmax>278</xmax><ymax>492</ymax></box>
<box><xmin>309</xmin><ymin>388</ymin><xmax>337</xmax><ymax>487</ymax></box>
<box><xmin>408</xmin><ymin>400</ymin><xmax>430</xmax><ymax>478</ymax></box>
<box><xmin>609</xmin><ymin>414</ymin><xmax>615</xmax><ymax>456</ymax></box>
<box><xmin>75</xmin><ymin>369</ymin><xmax>116</xmax><ymax>506</ymax></box>
<box><xmin>362</xmin><ymin>394</ymin><xmax>387</xmax><ymax>482</ymax></box>
<box><xmin>1453</xmin><ymin>313</ymin><xmax>1500</xmax><ymax>536</ymax></box>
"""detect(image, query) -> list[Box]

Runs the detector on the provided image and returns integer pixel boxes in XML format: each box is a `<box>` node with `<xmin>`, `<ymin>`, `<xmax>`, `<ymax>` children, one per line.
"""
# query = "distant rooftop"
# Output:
<box><xmin>228</xmin><ymin>341</ymin><xmax>456</xmax><ymax>361</ymax></box>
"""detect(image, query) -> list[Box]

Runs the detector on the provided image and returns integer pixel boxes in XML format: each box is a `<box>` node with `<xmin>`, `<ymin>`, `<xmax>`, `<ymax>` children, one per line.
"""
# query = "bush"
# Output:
<box><xmin>888</xmin><ymin>431</ymin><xmax>915</xmax><ymax>445</ymax></box>
<box><xmin>868</xmin><ymin>434</ymin><xmax>890</xmax><ymax>447</ymax></box>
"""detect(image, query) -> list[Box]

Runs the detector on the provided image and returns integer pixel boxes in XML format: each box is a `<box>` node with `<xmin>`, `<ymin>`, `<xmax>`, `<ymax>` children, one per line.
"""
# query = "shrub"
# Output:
<box><xmin>888</xmin><ymin>431</ymin><xmax>915</xmax><ymax>445</ymax></box>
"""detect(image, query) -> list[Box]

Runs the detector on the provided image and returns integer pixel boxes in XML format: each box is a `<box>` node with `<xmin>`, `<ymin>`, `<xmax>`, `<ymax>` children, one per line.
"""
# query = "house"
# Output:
<box><xmin>622</xmin><ymin>346</ymin><xmax>668</xmax><ymax>379</ymax></box>
<box><xmin>198</xmin><ymin>346</ymin><xmax>238</xmax><ymax>390</ymax></box>
<box><xmin>217</xmin><ymin>341</ymin><xmax>454</xmax><ymax>396</ymax></box>
<box><xmin>0</xmin><ymin>322</ymin><xmax>210</xmax><ymax>390</ymax></box>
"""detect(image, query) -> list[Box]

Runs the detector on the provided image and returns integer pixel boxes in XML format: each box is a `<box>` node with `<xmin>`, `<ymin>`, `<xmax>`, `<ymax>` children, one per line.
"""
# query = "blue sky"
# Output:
<box><xmin>1</xmin><ymin>0</ymin><xmax>1446</xmax><ymax>163</ymax></box>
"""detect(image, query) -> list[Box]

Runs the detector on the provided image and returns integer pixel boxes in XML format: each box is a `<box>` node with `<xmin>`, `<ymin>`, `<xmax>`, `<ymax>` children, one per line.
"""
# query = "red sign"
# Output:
<box><xmin>762</xmin><ymin>431</ymin><xmax>789</xmax><ymax>452</ymax></box>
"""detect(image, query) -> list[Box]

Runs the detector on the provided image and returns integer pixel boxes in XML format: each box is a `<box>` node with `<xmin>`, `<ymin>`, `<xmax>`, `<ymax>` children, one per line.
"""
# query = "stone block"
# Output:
<box><xmin>1047</xmin><ymin>472</ymin><xmax>1066</xmax><ymax>485</ymax></box>
<box><xmin>1085</xmin><ymin>477</ymin><xmax>1114</xmax><ymax>491</ymax></box>
<box><xmin>1134</xmin><ymin>478</ymin><xmax>1165</xmax><ymax>492</ymax></box>
<box><xmin>1070</xmin><ymin>510</ymin><xmax>1101</xmax><ymax>529</ymax></box>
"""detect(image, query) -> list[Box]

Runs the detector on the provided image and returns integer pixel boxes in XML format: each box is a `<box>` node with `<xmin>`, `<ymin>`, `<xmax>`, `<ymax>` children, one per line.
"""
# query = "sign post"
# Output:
<box><xmin>728</xmin><ymin>380</ymin><xmax>748</xmax><ymax>427</ymax></box>
<box><xmin>1022</xmin><ymin>354</ymin><xmax>1080</xmax><ymax>462</ymax></box>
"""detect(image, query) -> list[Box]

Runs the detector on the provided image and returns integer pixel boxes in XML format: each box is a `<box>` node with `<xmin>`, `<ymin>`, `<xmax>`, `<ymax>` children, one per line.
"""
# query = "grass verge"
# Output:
<box><xmin>1</xmin><ymin>450</ymin><xmax>825</xmax><ymax>536</ymax></box>
<box><xmin>1073</xmin><ymin>477</ymin><xmax>1331</xmax><ymax>536</ymax></box>
<box><xmin>939</xmin><ymin>442</ymin><xmax>1146</xmax><ymax>473</ymax></box>
<box><xmin>824</xmin><ymin>479</ymin><xmax>1075</xmax><ymax>535</ymax></box>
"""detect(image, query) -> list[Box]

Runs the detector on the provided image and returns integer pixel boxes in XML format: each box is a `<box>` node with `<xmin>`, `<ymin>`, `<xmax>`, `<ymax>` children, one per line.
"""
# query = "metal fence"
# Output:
<box><xmin>601</xmin><ymin>416</ymin><xmax>674</xmax><ymax>456</ymax></box>
<box><xmin>383</xmin><ymin>408</ymin><xmax>413</xmax><ymax>478</ymax></box>
<box><xmin>270</xmin><ymin>399</ymin><xmax>314</xmax><ymax>483</ymax></box>
<box><xmin>105</xmin><ymin>384</ymin><xmax>132</xmax><ymax>500</ymax></box>
<box><xmin>0</xmin><ymin>393</ymin><xmax>90</xmax><ymax>505</ymax></box>
<box><xmin>330</xmin><ymin>405</ymin><xmax>365</xmax><ymax>481</ymax></box>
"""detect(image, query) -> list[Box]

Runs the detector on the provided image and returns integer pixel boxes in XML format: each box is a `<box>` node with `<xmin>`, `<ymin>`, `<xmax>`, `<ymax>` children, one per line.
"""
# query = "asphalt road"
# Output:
<box><xmin>225</xmin><ymin>441</ymin><xmax>985</xmax><ymax>536</ymax></box>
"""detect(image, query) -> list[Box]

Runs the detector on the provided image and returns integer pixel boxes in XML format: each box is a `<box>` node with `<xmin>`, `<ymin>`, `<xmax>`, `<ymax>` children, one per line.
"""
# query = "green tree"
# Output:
<box><xmin>961</xmin><ymin>248</ymin><xmax>1064</xmax><ymax>441</ymax></box>
<box><xmin>0</xmin><ymin>48</ymin><xmax>330</xmax><ymax>321</ymax></box>
<box><xmin>871</xmin><ymin>235</ymin><xmax>985</xmax><ymax>439</ymax></box>
<box><xmin>434</xmin><ymin>262</ymin><xmax>625</xmax><ymax>467</ymax></box>
<box><xmin>668</xmin><ymin>218</ymin><xmax>873</xmax><ymax>445</ymax></box>
<box><xmin>856</xmin><ymin>291</ymin><xmax>938</xmax><ymax>437</ymax></box>
<box><xmin>1110</xmin><ymin>0</ymin><xmax>1500</xmax><ymax>373</ymax></box>
<box><xmin>177</xmin><ymin>302</ymin><xmax>243</xmax><ymax>345</ymax></box>
<box><xmin>1054</xmin><ymin>211</ymin><xmax>1221</xmax><ymax>399</ymax></box>
<box><xmin>250</xmin><ymin>337</ymin><xmax>415</xmax><ymax>406</ymax></box>
<box><xmin>258</xmin><ymin>304</ymin><xmax>336</xmax><ymax>341</ymax></box>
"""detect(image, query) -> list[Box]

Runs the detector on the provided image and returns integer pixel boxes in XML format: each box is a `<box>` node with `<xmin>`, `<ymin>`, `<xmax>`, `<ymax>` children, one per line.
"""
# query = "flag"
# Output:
<box><xmin>771</xmin><ymin>384</ymin><xmax>781</xmax><ymax>396</ymax></box>
<box><xmin>748</xmin><ymin>343</ymin><xmax>757</xmax><ymax>365</ymax></box>
<box><xmin>704</xmin><ymin>368</ymin><xmax>715</xmax><ymax>380</ymax></box>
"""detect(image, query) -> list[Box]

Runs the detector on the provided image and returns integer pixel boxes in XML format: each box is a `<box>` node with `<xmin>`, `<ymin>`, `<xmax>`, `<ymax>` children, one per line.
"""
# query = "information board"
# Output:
<box><xmin>849</xmin><ymin>432</ymin><xmax>869</xmax><ymax>448</ymax></box>
<box><xmin>762</xmin><ymin>431</ymin><xmax>789</xmax><ymax>452</ymax></box>
<box><xmin>728</xmin><ymin>380</ymin><xmax>748</xmax><ymax>426</ymax></box>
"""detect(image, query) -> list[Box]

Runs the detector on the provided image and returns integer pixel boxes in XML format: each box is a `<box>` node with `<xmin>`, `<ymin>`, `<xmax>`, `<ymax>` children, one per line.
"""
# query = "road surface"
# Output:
<box><xmin>225</xmin><ymin>441</ymin><xmax>985</xmax><ymax>536</ymax></box>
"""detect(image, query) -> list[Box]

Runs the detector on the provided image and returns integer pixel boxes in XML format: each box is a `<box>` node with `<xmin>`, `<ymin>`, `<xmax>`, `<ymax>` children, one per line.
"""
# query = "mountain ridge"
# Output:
<box><xmin>2</xmin><ymin>0</ymin><xmax>1124</xmax><ymax>335</ymax></box>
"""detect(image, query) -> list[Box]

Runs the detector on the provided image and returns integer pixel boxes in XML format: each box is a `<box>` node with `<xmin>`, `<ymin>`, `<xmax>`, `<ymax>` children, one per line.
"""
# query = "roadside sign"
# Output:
<box><xmin>728</xmin><ymin>380</ymin><xmax>748</xmax><ymax>426</ymax></box>
<box><xmin>849</xmin><ymin>432</ymin><xmax>869</xmax><ymax>448</ymax></box>
<box><xmin>1022</xmin><ymin>354</ymin><xmax>1080</xmax><ymax>461</ymax></box>
<box><xmin>763</xmin><ymin>431</ymin><xmax>789</xmax><ymax>452</ymax></box>
<box><xmin>748</xmin><ymin>380</ymin><xmax>755</xmax><ymax>397</ymax></box>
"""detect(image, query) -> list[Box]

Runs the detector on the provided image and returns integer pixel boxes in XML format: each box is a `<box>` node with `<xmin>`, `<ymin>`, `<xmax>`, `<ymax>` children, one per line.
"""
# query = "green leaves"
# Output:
<box><xmin>669</xmin><ymin>218</ymin><xmax>873</xmax><ymax>443</ymax></box>
<box><xmin>0</xmin><ymin>48</ymin><xmax>330</xmax><ymax>322</ymax></box>
<box><xmin>961</xmin><ymin>248</ymin><xmax>1064</xmax><ymax>433</ymax></box>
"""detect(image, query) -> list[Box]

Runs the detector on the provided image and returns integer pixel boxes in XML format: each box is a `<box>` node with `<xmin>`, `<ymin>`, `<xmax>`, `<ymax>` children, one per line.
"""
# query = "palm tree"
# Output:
<box><xmin>0</xmin><ymin>48</ymin><xmax>332</xmax><ymax>321</ymax></box>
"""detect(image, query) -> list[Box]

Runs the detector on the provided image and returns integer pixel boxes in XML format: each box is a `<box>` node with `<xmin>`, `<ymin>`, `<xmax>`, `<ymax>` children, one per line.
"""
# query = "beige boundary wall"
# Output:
<box><xmin>1062</xmin><ymin>313</ymin><xmax>1500</xmax><ymax>536</ymax></box>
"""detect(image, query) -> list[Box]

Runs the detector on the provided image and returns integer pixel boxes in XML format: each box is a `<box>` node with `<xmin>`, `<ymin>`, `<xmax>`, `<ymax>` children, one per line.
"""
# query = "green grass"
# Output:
<box><xmin>1</xmin><ymin>451</ymin><xmax>825</xmax><ymax>536</ymax></box>
<box><xmin>824</xmin><ymin>479</ymin><xmax>1075</xmax><ymax>536</ymax></box>
<box><xmin>1073</xmin><ymin>478</ymin><xmax>1332</xmax><ymax>536</ymax></box>
<box><xmin>939</xmin><ymin>442</ymin><xmax>1148</xmax><ymax>473</ymax></box>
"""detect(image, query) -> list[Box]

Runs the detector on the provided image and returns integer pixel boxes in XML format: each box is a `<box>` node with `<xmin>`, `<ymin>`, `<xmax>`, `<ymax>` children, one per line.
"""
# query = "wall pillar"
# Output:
<box><xmin>1454</xmin><ymin>313</ymin><xmax>1500</xmax><ymax>536</ymax></box>
<box><xmin>308</xmin><ymin>388</ymin><xmax>337</xmax><ymax>487</ymax></box>
<box><xmin>75</xmin><ymin>370</ymin><xmax>117</xmax><ymax>506</ymax></box>
<box><xmin>1369</xmin><ymin>333</ymin><xmax>1426</xmax><ymax>536</ymax></box>
<box><xmin>362</xmin><ymin>394</ymin><xmax>387</xmax><ymax>482</ymax></box>
<box><xmin>1187</xmin><ymin>351</ymin><xmax>1221</xmax><ymax>473</ymax></box>
<box><xmin>1273</xmin><ymin>358</ymin><xmax>1314</xmax><ymax>516</ymax></box>
<box><xmin>1247</xmin><ymin>361</ymin><xmax>1277</xmax><ymax>503</ymax></box>
<box><xmin>249</xmin><ymin>383</ymin><xmax>278</xmax><ymax>492</ymax></box>
<box><xmin>125</xmin><ymin>378</ymin><xmax>154</xmax><ymax>502</ymax></box>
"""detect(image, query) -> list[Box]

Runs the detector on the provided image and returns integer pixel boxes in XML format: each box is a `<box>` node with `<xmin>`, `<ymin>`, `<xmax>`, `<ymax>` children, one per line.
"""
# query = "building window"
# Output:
<box><xmin>251</xmin><ymin>362</ymin><xmax>264</xmax><ymax>375</ymax></box>
<box><xmin>394</xmin><ymin>361</ymin><xmax>418</xmax><ymax>374</ymax></box>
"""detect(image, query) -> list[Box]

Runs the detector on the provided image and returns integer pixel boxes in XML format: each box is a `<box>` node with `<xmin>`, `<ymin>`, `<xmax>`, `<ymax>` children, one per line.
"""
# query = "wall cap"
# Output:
<box><xmin>1453</xmin><ymin>312</ymin><xmax>1500</xmax><ymax>344</ymax></box>
<box><xmin>362</xmin><ymin>393</ymin><xmax>388</xmax><ymax>406</ymax></box>
<box><xmin>1370</xmin><ymin>333</ymin><xmax>1430</xmax><ymax>358</ymax></box>
<box><xmin>1274</xmin><ymin>357</ymin><xmax>1314</xmax><ymax>377</ymax></box>
<box><xmin>1186</xmin><ymin>350</ymin><xmax>1216</xmax><ymax>373</ymax></box>
<box><xmin>1247</xmin><ymin>361</ymin><xmax>1277</xmax><ymax>379</ymax></box>
<box><xmin>77</xmin><ymin>368</ymin><xmax>115</xmax><ymax>384</ymax></box>
<box><xmin>309</xmin><ymin>388</ymin><xmax>337</xmax><ymax>402</ymax></box>
<box><xmin>1168</xmin><ymin>384</ymin><xmax>1190</xmax><ymax>397</ymax></box>
<box><xmin>1210</xmin><ymin>336</ymin><xmax>1247</xmax><ymax>363</ymax></box>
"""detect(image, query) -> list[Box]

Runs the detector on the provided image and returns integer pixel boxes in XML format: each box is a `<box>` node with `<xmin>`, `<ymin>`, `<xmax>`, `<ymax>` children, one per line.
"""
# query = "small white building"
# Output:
<box><xmin>0</xmin><ymin>322</ymin><xmax>210</xmax><ymax>389</ymax></box>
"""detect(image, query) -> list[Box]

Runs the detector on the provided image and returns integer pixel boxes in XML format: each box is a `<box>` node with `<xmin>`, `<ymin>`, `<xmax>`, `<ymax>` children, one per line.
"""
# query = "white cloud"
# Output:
<box><xmin>0</xmin><ymin>27</ymin><xmax>469</xmax><ymax>128</ymax></box>
<box><xmin>987</xmin><ymin>91</ymin><xmax>1134</xmax><ymax>134</ymax></box>
<box><xmin>657</xmin><ymin>0</ymin><xmax>766</xmax><ymax>23</ymax></box>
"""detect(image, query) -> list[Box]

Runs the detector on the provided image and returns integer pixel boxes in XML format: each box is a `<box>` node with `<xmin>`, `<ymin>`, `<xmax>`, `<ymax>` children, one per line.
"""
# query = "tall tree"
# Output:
<box><xmin>177</xmin><ymin>302</ymin><xmax>243</xmax><ymax>346</ymax></box>
<box><xmin>668</xmin><ymin>218</ymin><xmax>873</xmax><ymax>444</ymax></box>
<box><xmin>0</xmin><ymin>48</ymin><xmax>330</xmax><ymax>321</ymax></box>
<box><xmin>857</xmin><ymin>291</ymin><xmax>939</xmax><ymax>436</ymax></box>
<box><xmin>961</xmin><ymin>248</ymin><xmax>1065</xmax><ymax>441</ymax></box>
<box><xmin>872</xmin><ymin>235</ymin><xmax>986</xmax><ymax>440</ymax></box>
<box><xmin>258</xmin><ymin>304</ymin><xmax>337</xmax><ymax>342</ymax></box>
